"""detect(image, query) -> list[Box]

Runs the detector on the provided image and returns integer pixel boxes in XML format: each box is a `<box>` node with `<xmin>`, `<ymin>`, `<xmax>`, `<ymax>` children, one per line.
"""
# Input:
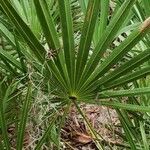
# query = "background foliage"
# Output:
<box><xmin>0</xmin><ymin>0</ymin><xmax>150</xmax><ymax>149</ymax></box>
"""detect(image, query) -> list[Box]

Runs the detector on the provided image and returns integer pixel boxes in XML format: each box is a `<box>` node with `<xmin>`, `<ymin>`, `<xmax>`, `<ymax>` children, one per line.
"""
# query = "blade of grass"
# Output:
<box><xmin>14</xmin><ymin>35</ymin><xmax>27</xmax><ymax>73</ymax></box>
<box><xmin>0</xmin><ymin>23</ymin><xmax>15</xmax><ymax>47</ymax></box>
<box><xmin>0</xmin><ymin>0</ymin><xmax>68</xmax><ymax>90</ymax></box>
<box><xmin>33</xmin><ymin>0</ymin><xmax>60</xmax><ymax>50</ymax></box>
<box><xmin>75</xmin><ymin>0</ymin><xmax>100</xmax><ymax>86</ymax></box>
<box><xmin>140</xmin><ymin>122</ymin><xmax>149</xmax><ymax>150</ymax></box>
<box><xmin>0</xmin><ymin>103</ymin><xmax>10</xmax><ymax>150</ymax></box>
<box><xmin>0</xmin><ymin>63</ymin><xmax>10</xmax><ymax>75</ymax></box>
<box><xmin>20</xmin><ymin>0</ymin><xmax>41</xmax><ymax>37</ymax></box>
<box><xmin>72</xmin><ymin>99</ymin><xmax>104</xmax><ymax>150</ymax></box>
<box><xmin>0</xmin><ymin>48</ymin><xmax>24</xmax><ymax>72</ymax></box>
<box><xmin>0</xmin><ymin>24</ymin><xmax>49</xmax><ymax>78</ymax></box>
<box><xmin>0</xmin><ymin>80</ymin><xmax>19</xmax><ymax>149</ymax></box>
<box><xmin>35</xmin><ymin>113</ymin><xmax>59</xmax><ymax>150</ymax></box>
<box><xmin>0</xmin><ymin>23</ymin><xmax>35</xmax><ymax>67</ymax></box>
<box><xmin>97</xmin><ymin>49</ymin><xmax>150</xmax><ymax>86</ymax></box>
<box><xmin>99</xmin><ymin>87</ymin><xmax>150</xmax><ymax>99</ymax></box>
<box><xmin>117</xmin><ymin>108</ymin><xmax>141</xmax><ymax>143</ymax></box>
<box><xmin>78</xmin><ymin>17</ymin><xmax>150</xmax><ymax>92</ymax></box>
<box><xmin>116</xmin><ymin>23</ymin><xmax>140</xmax><ymax>38</ymax></box>
<box><xmin>134</xmin><ymin>1</ymin><xmax>145</xmax><ymax>22</ymax></box>
<box><xmin>103</xmin><ymin>66</ymin><xmax>150</xmax><ymax>89</ymax></box>
<box><xmin>16</xmin><ymin>82</ymin><xmax>32</xmax><ymax>150</ymax></box>
<box><xmin>0</xmin><ymin>0</ymin><xmax>45</xmax><ymax>63</ymax></box>
<box><xmin>78</xmin><ymin>0</ymin><xmax>88</xmax><ymax>14</ymax></box>
<box><xmin>117</xmin><ymin>110</ymin><xmax>137</xmax><ymax>149</ymax></box>
<box><xmin>55</xmin><ymin>102</ymin><xmax>71</xmax><ymax>149</ymax></box>
<box><xmin>83</xmin><ymin>56</ymin><xmax>150</xmax><ymax>96</ymax></box>
<box><xmin>99</xmin><ymin>101</ymin><xmax>150</xmax><ymax>113</ymax></box>
<box><xmin>34</xmin><ymin>0</ymin><xmax>70</xmax><ymax>91</ymax></box>
<box><xmin>99</xmin><ymin>0</ymin><xmax>109</xmax><ymax>36</ymax></box>
<box><xmin>58</xmin><ymin>0</ymin><xmax>75</xmax><ymax>92</ymax></box>
<box><xmin>0</xmin><ymin>57</ymin><xmax>19</xmax><ymax>76</ymax></box>
<box><xmin>9</xmin><ymin>0</ymin><xmax>27</xmax><ymax>23</ymax></box>
<box><xmin>19</xmin><ymin>0</ymin><xmax>30</xmax><ymax>21</ymax></box>
<box><xmin>77</xmin><ymin>0</ymin><xmax>136</xmax><ymax>88</ymax></box>
<box><xmin>0</xmin><ymin>82</ymin><xmax>11</xmax><ymax>150</ymax></box>
<box><xmin>143</xmin><ymin>0</ymin><xmax>150</xmax><ymax>17</ymax></box>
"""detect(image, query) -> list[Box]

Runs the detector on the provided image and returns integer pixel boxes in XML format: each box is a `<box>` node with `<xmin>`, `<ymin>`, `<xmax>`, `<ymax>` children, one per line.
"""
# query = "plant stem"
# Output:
<box><xmin>71</xmin><ymin>99</ymin><xmax>104</xmax><ymax>150</ymax></box>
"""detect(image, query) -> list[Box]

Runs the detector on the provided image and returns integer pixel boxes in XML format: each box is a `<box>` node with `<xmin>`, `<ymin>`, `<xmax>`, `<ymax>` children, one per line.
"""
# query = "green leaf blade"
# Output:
<box><xmin>75</xmin><ymin>0</ymin><xmax>100</xmax><ymax>87</ymax></box>
<box><xmin>16</xmin><ymin>82</ymin><xmax>32</xmax><ymax>150</ymax></box>
<box><xmin>58</xmin><ymin>0</ymin><xmax>75</xmax><ymax>92</ymax></box>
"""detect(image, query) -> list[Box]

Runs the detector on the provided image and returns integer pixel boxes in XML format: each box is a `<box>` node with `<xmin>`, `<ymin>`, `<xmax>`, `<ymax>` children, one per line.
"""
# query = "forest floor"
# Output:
<box><xmin>61</xmin><ymin>104</ymin><xmax>122</xmax><ymax>150</ymax></box>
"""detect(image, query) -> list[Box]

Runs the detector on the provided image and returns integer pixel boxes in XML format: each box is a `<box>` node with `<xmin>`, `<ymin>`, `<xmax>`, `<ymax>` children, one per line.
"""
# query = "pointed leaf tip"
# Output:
<box><xmin>140</xmin><ymin>17</ymin><xmax>150</xmax><ymax>32</ymax></box>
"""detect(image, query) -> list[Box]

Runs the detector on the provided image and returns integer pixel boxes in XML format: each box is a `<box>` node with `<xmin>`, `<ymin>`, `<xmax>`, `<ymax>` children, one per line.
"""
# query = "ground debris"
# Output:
<box><xmin>61</xmin><ymin>104</ymin><xmax>122</xmax><ymax>150</ymax></box>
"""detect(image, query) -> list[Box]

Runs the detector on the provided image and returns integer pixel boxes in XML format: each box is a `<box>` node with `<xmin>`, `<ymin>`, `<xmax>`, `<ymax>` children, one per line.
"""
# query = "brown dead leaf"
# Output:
<box><xmin>76</xmin><ymin>132</ymin><xmax>92</xmax><ymax>144</ymax></box>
